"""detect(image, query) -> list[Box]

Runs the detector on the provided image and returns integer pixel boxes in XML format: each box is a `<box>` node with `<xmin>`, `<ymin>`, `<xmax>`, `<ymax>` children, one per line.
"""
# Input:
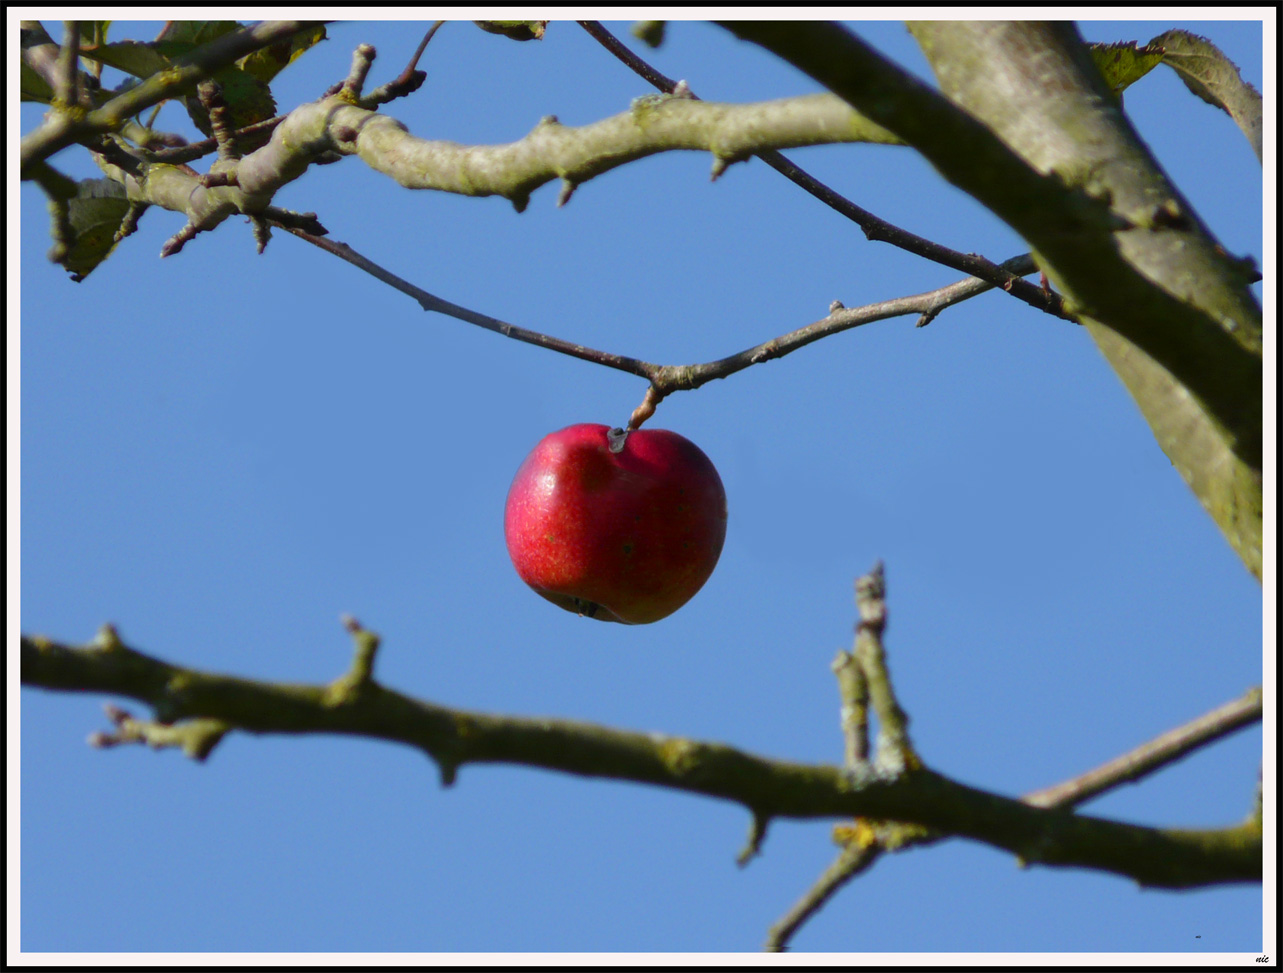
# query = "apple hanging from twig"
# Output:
<box><xmin>504</xmin><ymin>423</ymin><xmax>728</xmax><ymax>624</ymax></box>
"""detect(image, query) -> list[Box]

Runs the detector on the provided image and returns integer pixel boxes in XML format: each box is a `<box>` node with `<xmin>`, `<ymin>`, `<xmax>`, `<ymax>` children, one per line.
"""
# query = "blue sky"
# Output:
<box><xmin>15</xmin><ymin>15</ymin><xmax>1271</xmax><ymax>958</ymax></box>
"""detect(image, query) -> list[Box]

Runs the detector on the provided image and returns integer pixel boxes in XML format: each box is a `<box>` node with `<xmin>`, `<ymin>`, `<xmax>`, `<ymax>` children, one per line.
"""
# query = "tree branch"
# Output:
<box><xmin>86</xmin><ymin>79</ymin><xmax>904</xmax><ymax>255</ymax></box>
<box><xmin>21</xmin><ymin>628</ymin><xmax>1261</xmax><ymax>891</ymax></box>
<box><xmin>281</xmin><ymin>226</ymin><xmax>1047</xmax><ymax>417</ymax></box>
<box><xmin>763</xmin><ymin>565</ymin><xmax>1264</xmax><ymax>949</ymax></box>
<box><xmin>1021</xmin><ymin>687</ymin><xmax>1264</xmax><ymax>810</ymax></box>
<box><xmin>20</xmin><ymin>20</ymin><xmax>327</xmax><ymax>175</ymax></box>
<box><xmin>765</xmin><ymin>676</ymin><xmax>1263</xmax><ymax>949</ymax></box>
<box><xmin>254</xmin><ymin>89</ymin><xmax>901</xmax><ymax>215</ymax></box>
<box><xmin>764</xmin><ymin>840</ymin><xmax>882</xmax><ymax>951</ymax></box>
<box><xmin>577</xmin><ymin>20</ymin><xmax>1067</xmax><ymax>321</ymax></box>
<box><xmin>721</xmin><ymin>21</ymin><xmax>1262</xmax><ymax>579</ymax></box>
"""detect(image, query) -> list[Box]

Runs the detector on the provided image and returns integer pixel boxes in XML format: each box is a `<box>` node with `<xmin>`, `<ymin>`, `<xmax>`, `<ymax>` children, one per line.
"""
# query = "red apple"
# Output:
<box><xmin>504</xmin><ymin>423</ymin><xmax>727</xmax><ymax>624</ymax></box>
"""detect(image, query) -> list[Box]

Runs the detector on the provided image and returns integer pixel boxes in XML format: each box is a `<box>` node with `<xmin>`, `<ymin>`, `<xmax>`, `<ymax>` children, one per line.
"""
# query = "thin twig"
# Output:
<box><xmin>1022</xmin><ymin>686</ymin><xmax>1264</xmax><ymax>810</ymax></box>
<box><xmin>767</xmin><ymin>683</ymin><xmax>1264</xmax><ymax>949</ymax></box>
<box><xmin>576</xmin><ymin>21</ymin><xmax>1068</xmax><ymax>322</ymax></box>
<box><xmin>764</xmin><ymin>842</ymin><xmax>882</xmax><ymax>951</ymax></box>
<box><xmin>853</xmin><ymin>563</ymin><xmax>917</xmax><ymax>772</ymax></box>
<box><xmin>362</xmin><ymin>20</ymin><xmax>442</xmax><ymax>105</ymax></box>
<box><xmin>279</xmin><ymin>224</ymin><xmax>1043</xmax><ymax>402</ymax></box>
<box><xmin>145</xmin><ymin>114</ymin><xmax>286</xmax><ymax>165</ymax></box>
<box><xmin>278</xmin><ymin>226</ymin><xmax>658</xmax><ymax>379</ymax></box>
<box><xmin>832</xmin><ymin>648</ymin><xmax>869</xmax><ymax>768</ymax></box>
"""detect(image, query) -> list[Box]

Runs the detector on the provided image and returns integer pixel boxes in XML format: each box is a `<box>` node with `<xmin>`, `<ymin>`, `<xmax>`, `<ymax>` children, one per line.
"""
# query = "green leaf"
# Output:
<box><xmin>238</xmin><ymin>23</ymin><xmax>327</xmax><ymax>83</ymax></box>
<box><xmin>78</xmin><ymin>39</ymin><xmax>172</xmax><ymax>79</ymax></box>
<box><xmin>474</xmin><ymin>21</ymin><xmax>548</xmax><ymax>41</ymax></box>
<box><xmin>20</xmin><ymin>60</ymin><xmax>55</xmax><ymax>103</ymax></box>
<box><xmin>51</xmin><ymin>179</ymin><xmax>135</xmax><ymax>282</ymax></box>
<box><xmin>631</xmin><ymin>21</ymin><xmax>666</xmax><ymax>48</ymax></box>
<box><xmin>1149</xmin><ymin>30</ymin><xmax>1262</xmax><ymax>161</ymax></box>
<box><xmin>77</xmin><ymin>21</ymin><xmax>110</xmax><ymax>43</ymax></box>
<box><xmin>1088</xmin><ymin>41</ymin><xmax>1165</xmax><ymax>95</ymax></box>
<box><xmin>154</xmin><ymin>20</ymin><xmax>243</xmax><ymax>48</ymax></box>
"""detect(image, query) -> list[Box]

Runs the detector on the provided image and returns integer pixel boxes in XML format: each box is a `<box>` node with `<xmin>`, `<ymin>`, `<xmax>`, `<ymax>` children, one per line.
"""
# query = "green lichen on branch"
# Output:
<box><xmin>20</xmin><ymin>629</ymin><xmax>1261</xmax><ymax>890</ymax></box>
<box><xmin>320</xmin><ymin>90</ymin><xmax>902</xmax><ymax>210</ymax></box>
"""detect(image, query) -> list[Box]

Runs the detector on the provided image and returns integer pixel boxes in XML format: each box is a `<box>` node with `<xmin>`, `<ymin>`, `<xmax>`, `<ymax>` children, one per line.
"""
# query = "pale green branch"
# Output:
<box><xmin>722</xmin><ymin>20</ymin><xmax>1262</xmax><ymax>579</ymax></box>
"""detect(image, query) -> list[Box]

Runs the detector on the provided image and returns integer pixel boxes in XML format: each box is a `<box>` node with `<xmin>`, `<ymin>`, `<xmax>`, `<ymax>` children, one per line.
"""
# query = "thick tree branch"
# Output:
<box><xmin>89</xmin><ymin>82</ymin><xmax>903</xmax><ymax>254</ymax></box>
<box><xmin>577</xmin><ymin>20</ymin><xmax>1067</xmax><ymax>321</ymax></box>
<box><xmin>766</xmin><ymin>677</ymin><xmax>1263</xmax><ymax>950</ymax></box>
<box><xmin>722</xmin><ymin>21</ymin><xmax>1262</xmax><ymax>579</ymax></box>
<box><xmin>21</xmin><ymin>629</ymin><xmax>1261</xmax><ymax>890</ymax></box>
<box><xmin>766</xmin><ymin>566</ymin><xmax>1264</xmax><ymax>950</ymax></box>
<box><xmin>215</xmin><ymin>88</ymin><xmax>900</xmax><ymax>215</ymax></box>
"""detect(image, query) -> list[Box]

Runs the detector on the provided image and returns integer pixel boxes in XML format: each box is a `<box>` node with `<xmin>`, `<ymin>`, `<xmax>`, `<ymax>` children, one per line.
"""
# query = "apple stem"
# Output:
<box><xmin>627</xmin><ymin>384</ymin><xmax>663</xmax><ymax>431</ymax></box>
<box><xmin>607</xmin><ymin>426</ymin><xmax>629</xmax><ymax>453</ymax></box>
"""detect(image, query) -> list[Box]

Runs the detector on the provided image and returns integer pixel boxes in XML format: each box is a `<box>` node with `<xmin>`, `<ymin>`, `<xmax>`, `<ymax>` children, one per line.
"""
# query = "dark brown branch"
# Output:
<box><xmin>720</xmin><ymin>21</ymin><xmax>1261</xmax><ymax>472</ymax></box>
<box><xmin>361</xmin><ymin>21</ymin><xmax>442</xmax><ymax>105</ymax></box>
<box><xmin>144</xmin><ymin>114</ymin><xmax>287</xmax><ymax>165</ymax></box>
<box><xmin>278</xmin><ymin>227</ymin><xmax>658</xmax><ymax>379</ymax></box>
<box><xmin>280</xmin><ymin>226</ymin><xmax>1044</xmax><ymax>406</ymax></box>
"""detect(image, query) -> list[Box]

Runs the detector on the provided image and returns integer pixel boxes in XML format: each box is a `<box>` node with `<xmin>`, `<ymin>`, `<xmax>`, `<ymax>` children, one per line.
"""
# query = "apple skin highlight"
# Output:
<box><xmin>504</xmin><ymin>423</ymin><xmax>728</xmax><ymax>624</ymax></box>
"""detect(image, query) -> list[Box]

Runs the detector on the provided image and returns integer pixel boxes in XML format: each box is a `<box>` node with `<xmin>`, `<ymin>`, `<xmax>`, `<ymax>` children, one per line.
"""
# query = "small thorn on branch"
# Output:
<box><xmin>251</xmin><ymin>215</ymin><xmax>271</xmax><ymax>253</ymax></box>
<box><xmin>160</xmin><ymin>223</ymin><xmax>200</xmax><ymax>257</ymax></box>
<box><xmin>737</xmin><ymin>810</ymin><xmax>771</xmax><ymax>866</ymax></box>
<box><xmin>344</xmin><ymin>615</ymin><xmax>381</xmax><ymax>680</ymax></box>
<box><xmin>363</xmin><ymin>21</ymin><xmax>441</xmax><ymax>105</ymax></box>
<box><xmin>437</xmin><ymin>758</ymin><xmax>458</xmax><ymax>788</ymax></box>
<box><xmin>95</xmin><ymin>623</ymin><xmax>124</xmax><ymax>652</ymax></box>
<box><xmin>329</xmin><ymin>613</ymin><xmax>381</xmax><ymax>701</ymax></box>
